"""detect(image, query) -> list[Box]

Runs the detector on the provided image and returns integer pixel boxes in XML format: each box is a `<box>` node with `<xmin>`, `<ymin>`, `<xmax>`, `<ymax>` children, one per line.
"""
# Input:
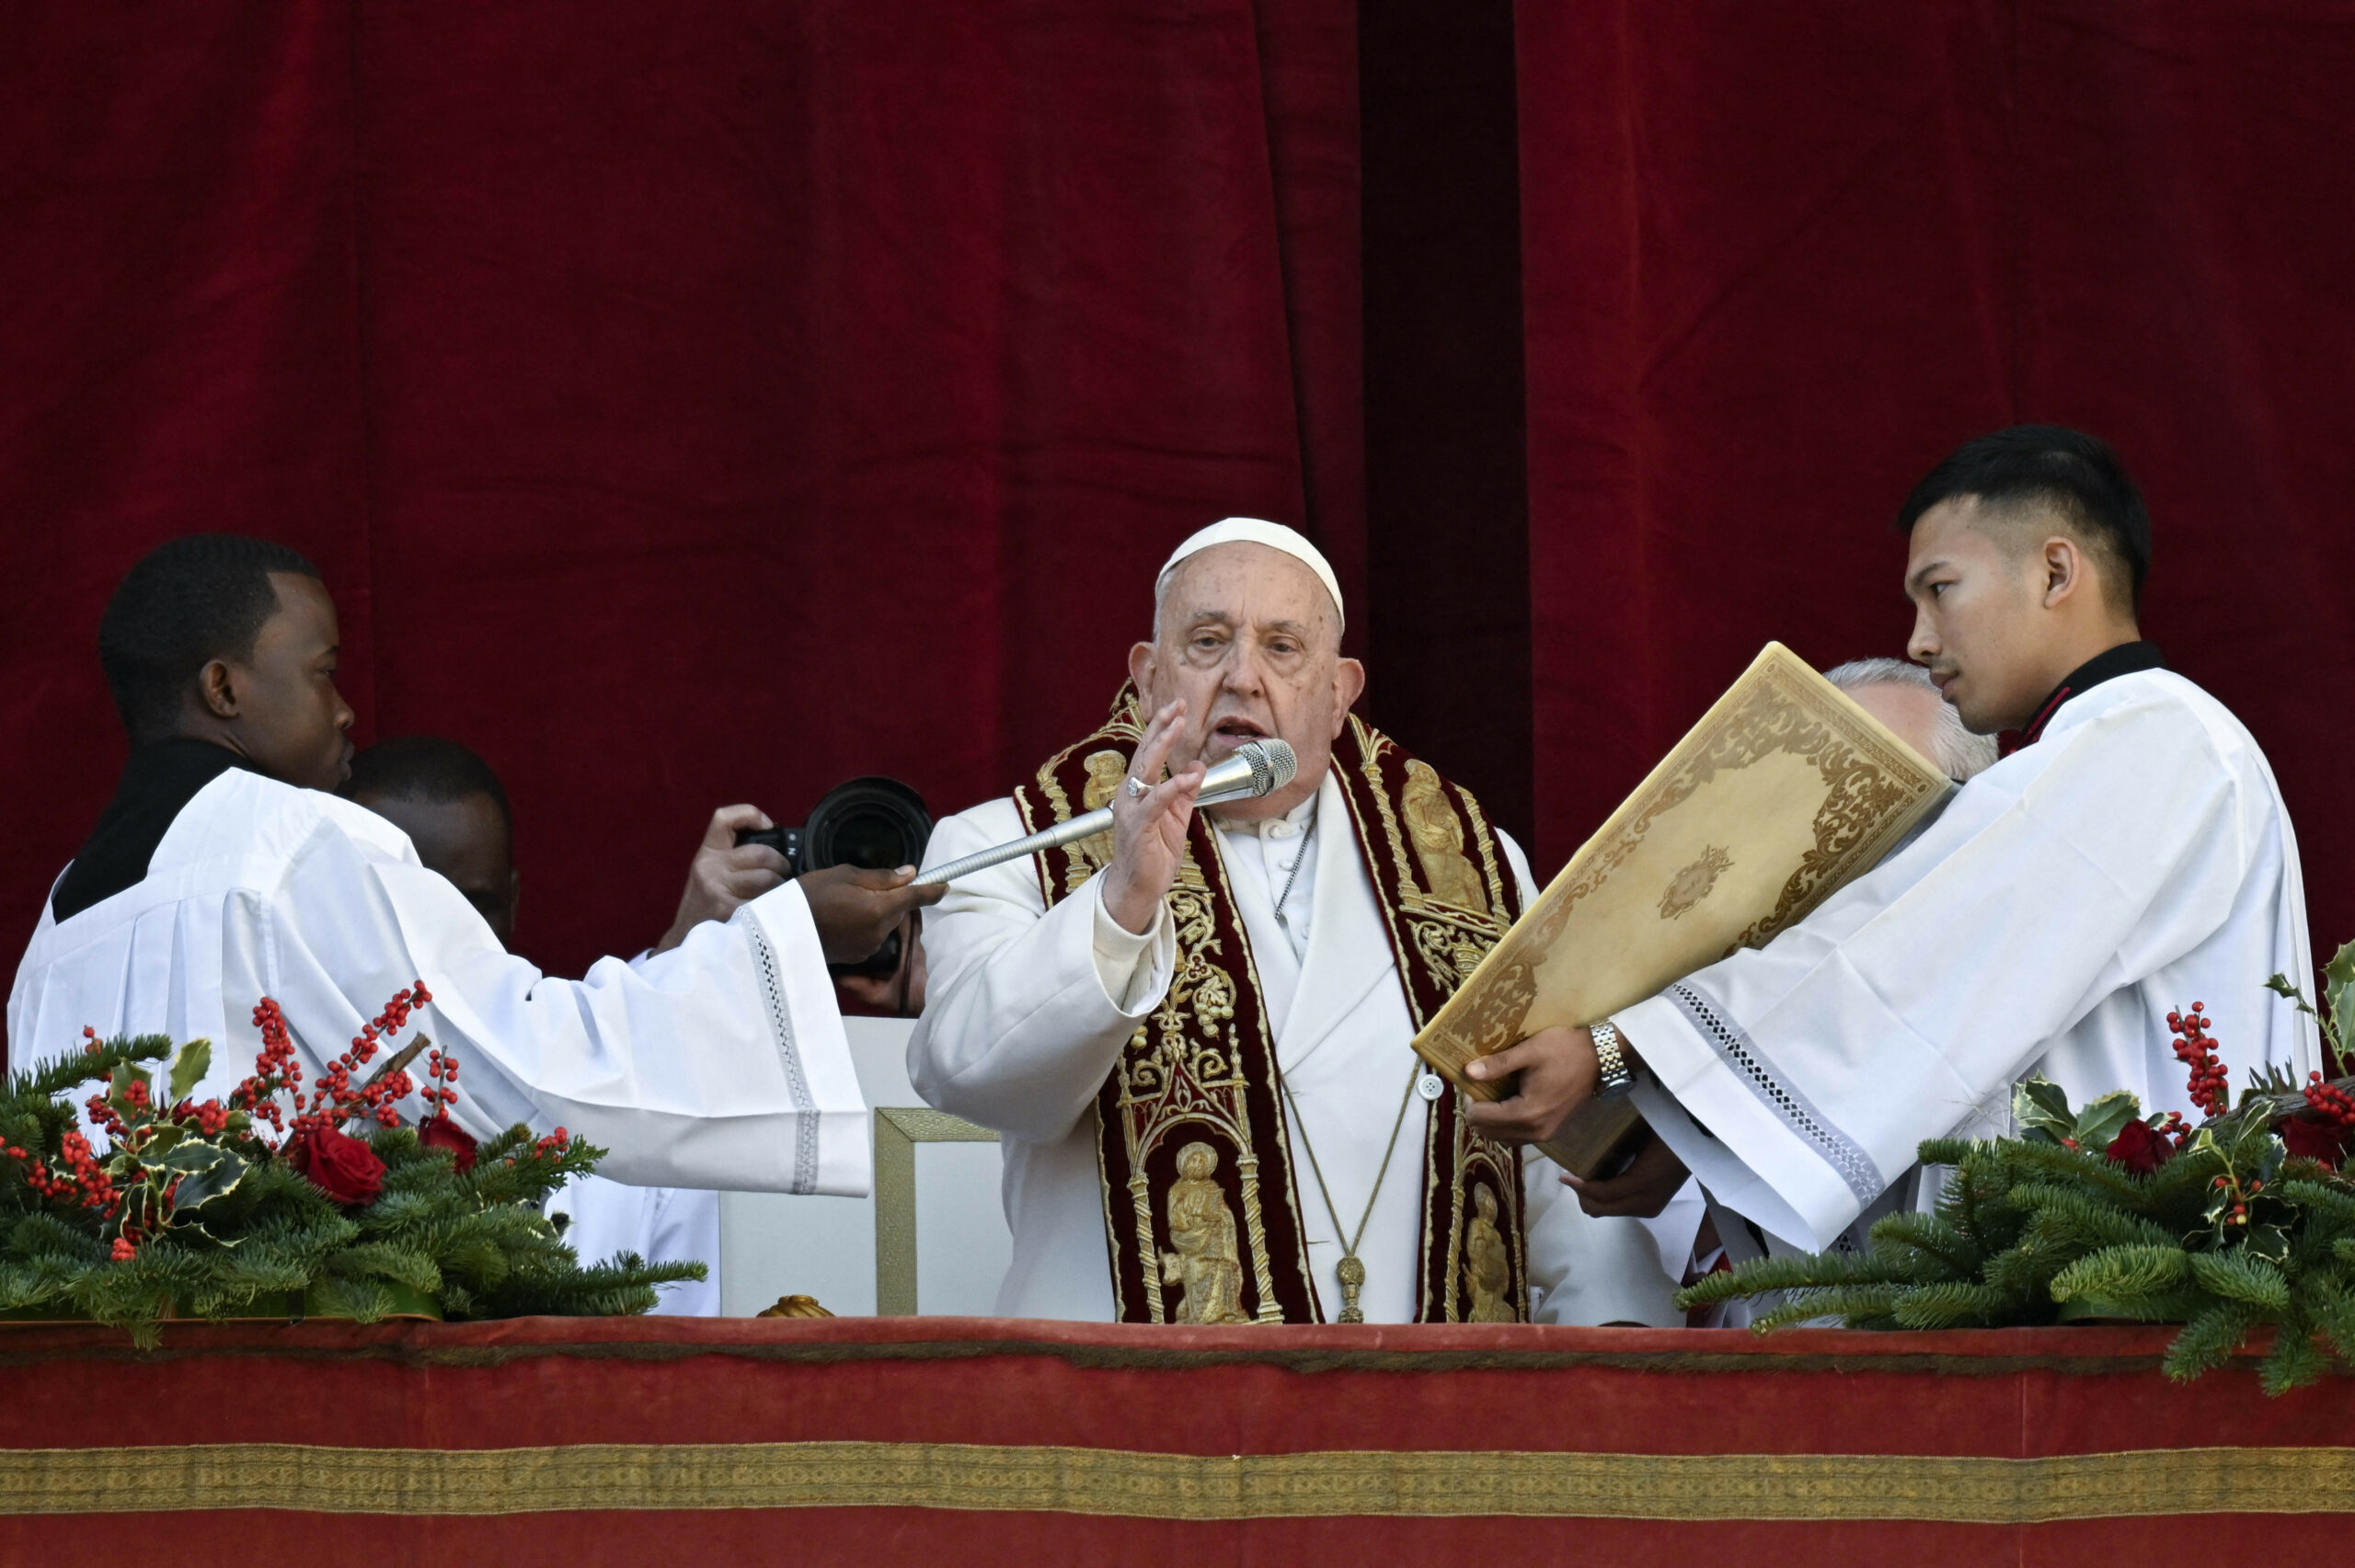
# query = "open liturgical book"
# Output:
<box><xmin>1411</xmin><ymin>643</ymin><xmax>1954</xmax><ymax>1177</ymax></box>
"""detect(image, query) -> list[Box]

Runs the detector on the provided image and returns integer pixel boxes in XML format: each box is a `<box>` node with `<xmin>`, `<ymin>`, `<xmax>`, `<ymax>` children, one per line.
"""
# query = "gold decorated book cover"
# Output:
<box><xmin>1411</xmin><ymin>643</ymin><xmax>1953</xmax><ymax>1175</ymax></box>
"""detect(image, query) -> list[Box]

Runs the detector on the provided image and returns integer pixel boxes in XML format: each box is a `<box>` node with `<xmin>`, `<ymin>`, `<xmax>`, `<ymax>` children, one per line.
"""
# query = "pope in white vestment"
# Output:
<box><xmin>10</xmin><ymin>762</ymin><xmax>872</xmax><ymax>1197</ymax></box>
<box><xmin>911</xmin><ymin>521</ymin><xmax>1676</xmax><ymax>1324</ymax></box>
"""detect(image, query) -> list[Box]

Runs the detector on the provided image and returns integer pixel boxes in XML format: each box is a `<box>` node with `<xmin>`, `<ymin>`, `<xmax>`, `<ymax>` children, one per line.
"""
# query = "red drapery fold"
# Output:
<box><xmin>1517</xmin><ymin>1</ymin><xmax>2355</xmax><ymax>967</ymax></box>
<box><xmin>0</xmin><ymin>0</ymin><xmax>1361</xmax><ymax>1030</ymax></box>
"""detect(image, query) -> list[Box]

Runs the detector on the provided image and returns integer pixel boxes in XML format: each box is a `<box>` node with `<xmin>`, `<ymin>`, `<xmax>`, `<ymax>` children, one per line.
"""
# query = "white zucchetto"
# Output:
<box><xmin>1156</xmin><ymin>517</ymin><xmax>1344</xmax><ymax>632</ymax></box>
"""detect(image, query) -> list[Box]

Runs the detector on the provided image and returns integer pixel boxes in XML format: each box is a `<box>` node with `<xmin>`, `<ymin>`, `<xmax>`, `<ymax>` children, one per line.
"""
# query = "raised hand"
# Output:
<box><xmin>653</xmin><ymin>804</ymin><xmax>791</xmax><ymax>954</ymax></box>
<box><xmin>1100</xmin><ymin>700</ymin><xmax>1207</xmax><ymax>934</ymax></box>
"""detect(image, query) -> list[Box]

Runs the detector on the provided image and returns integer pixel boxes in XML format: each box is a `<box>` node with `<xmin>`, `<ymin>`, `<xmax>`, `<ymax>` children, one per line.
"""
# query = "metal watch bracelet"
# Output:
<box><xmin>1591</xmin><ymin>1020</ymin><xmax>1633</xmax><ymax>1100</ymax></box>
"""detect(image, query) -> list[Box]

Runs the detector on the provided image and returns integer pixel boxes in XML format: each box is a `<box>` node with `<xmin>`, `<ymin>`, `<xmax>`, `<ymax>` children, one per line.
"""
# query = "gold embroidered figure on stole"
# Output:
<box><xmin>1160</xmin><ymin>1141</ymin><xmax>1252</xmax><ymax>1324</ymax></box>
<box><xmin>1463</xmin><ymin>1185</ymin><xmax>1515</xmax><ymax>1322</ymax></box>
<box><xmin>1402</xmin><ymin>760</ymin><xmax>1489</xmax><ymax>913</ymax></box>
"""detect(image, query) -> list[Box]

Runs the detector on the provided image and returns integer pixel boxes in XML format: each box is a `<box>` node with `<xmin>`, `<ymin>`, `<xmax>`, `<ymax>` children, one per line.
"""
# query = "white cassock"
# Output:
<box><xmin>9</xmin><ymin>766</ymin><xmax>868</xmax><ymax>1197</ymax></box>
<box><xmin>1621</xmin><ymin>667</ymin><xmax>2319</xmax><ymax>1255</ymax></box>
<box><xmin>911</xmin><ymin>767</ymin><xmax>1681</xmax><ymax>1325</ymax></box>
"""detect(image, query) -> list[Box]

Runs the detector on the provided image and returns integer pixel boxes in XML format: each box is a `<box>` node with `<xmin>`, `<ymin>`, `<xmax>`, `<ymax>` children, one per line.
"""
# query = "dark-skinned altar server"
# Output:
<box><xmin>1470</xmin><ymin>428</ymin><xmax>2319</xmax><ymax>1257</ymax></box>
<box><xmin>911</xmin><ymin>520</ymin><xmax>1672</xmax><ymax>1324</ymax></box>
<box><xmin>10</xmin><ymin>534</ymin><xmax>940</xmax><ymax>1195</ymax></box>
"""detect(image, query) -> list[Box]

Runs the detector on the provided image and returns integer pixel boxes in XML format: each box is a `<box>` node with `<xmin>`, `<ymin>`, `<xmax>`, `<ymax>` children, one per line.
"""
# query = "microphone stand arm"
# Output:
<box><xmin>913</xmin><ymin>779</ymin><xmax>1259</xmax><ymax>887</ymax></box>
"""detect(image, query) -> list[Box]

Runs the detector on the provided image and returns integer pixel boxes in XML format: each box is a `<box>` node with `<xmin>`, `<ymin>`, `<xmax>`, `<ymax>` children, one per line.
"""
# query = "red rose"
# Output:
<box><xmin>2279</xmin><ymin>1115</ymin><xmax>2349</xmax><ymax>1169</ymax></box>
<box><xmin>2104</xmin><ymin>1118</ymin><xmax>2174</xmax><ymax>1174</ymax></box>
<box><xmin>418</xmin><ymin>1112</ymin><xmax>478</xmax><ymax>1173</ymax></box>
<box><xmin>289</xmin><ymin>1125</ymin><xmax>385</xmax><ymax>1206</ymax></box>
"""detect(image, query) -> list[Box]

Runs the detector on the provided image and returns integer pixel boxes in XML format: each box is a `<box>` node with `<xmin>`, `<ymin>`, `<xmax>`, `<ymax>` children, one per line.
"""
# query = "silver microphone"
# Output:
<box><xmin>915</xmin><ymin>738</ymin><xmax>1299</xmax><ymax>887</ymax></box>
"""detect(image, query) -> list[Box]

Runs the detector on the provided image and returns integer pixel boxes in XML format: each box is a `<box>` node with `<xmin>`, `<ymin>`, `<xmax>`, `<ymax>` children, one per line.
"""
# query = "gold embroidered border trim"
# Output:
<box><xmin>4</xmin><ymin>1441</ymin><xmax>2350</xmax><ymax>1521</ymax></box>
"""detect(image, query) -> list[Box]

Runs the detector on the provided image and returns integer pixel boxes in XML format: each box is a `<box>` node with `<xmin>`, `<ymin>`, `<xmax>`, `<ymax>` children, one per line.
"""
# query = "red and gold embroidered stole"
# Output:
<box><xmin>1015</xmin><ymin>690</ymin><xmax>1528</xmax><ymax>1324</ymax></box>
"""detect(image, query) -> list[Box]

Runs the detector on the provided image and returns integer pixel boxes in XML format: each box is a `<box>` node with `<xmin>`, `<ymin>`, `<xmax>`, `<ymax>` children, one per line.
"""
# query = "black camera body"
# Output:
<box><xmin>738</xmin><ymin>776</ymin><xmax>932</xmax><ymax>979</ymax></box>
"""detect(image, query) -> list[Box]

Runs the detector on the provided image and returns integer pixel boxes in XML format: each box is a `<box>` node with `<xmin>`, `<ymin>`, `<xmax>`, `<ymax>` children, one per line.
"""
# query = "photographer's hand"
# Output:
<box><xmin>798</xmin><ymin>864</ymin><xmax>947</xmax><ymax>964</ymax></box>
<box><xmin>654</xmin><ymin>804</ymin><xmax>790</xmax><ymax>955</ymax></box>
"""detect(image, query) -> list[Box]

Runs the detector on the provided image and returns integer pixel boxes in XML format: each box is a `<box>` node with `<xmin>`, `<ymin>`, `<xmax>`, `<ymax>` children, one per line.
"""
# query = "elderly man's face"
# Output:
<box><xmin>1128</xmin><ymin>542</ymin><xmax>1364</xmax><ymax>821</ymax></box>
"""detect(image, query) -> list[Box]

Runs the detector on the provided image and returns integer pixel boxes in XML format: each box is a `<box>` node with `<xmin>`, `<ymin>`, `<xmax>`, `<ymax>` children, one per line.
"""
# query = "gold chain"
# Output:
<box><xmin>1278</xmin><ymin>1060</ymin><xmax>1419</xmax><ymax>1323</ymax></box>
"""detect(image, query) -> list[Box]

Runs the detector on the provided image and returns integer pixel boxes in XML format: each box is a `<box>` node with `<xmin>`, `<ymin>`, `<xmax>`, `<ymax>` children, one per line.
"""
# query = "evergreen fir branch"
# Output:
<box><xmin>2259</xmin><ymin>1315</ymin><xmax>2330</xmax><ymax>1396</ymax></box>
<box><xmin>1887</xmin><ymin>1282</ymin><xmax>2019</xmax><ymax>1329</ymax></box>
<box><xmin>2000</xmin><ymin>1138</ymin><xmax>2154</xmax><ymax>1205</ymax></box>
<box><xmin>2016</xmin><ymin>1187</ymin><xmax>2179</xmax><ymax>1253</ymax></box>
<box><xmin>319</xmin><ymin>1241</ymin><xmax>442</xmax><ymax>1296</ymax></box>
<box><xmin>2188</xmin><ymin>1250</ymin><xmax>2292</xmax><ymax>1310</ymax></box>
<box><xmin>1865</xmin><ymin>1211</ymin><xmax>1980</xmax><ymax>1280</ymax></box>
<box><xmin>11</xmin><ymin>1036</ymin><xmax>173</xmax><ymax>1101</ymax></box>
<box><xmin>2049</xmin><ymin>1244</ymin><xmax>2190</xmax><ymax>1306</ymax></box>
<box><xmin>2163</xmin><ymin>1302</ymin><xmax>2260</xmax><ymax>1382</ymax></box>
<box><xmin>1750</xmin><ymin>1285</ymin><xmax>1904</xmax><ymax>1331</ymax></box>
<box><xmin>308</xmin><ymin>1276</ymin><xmax>397</xmax><ymax>1324</ymax></box>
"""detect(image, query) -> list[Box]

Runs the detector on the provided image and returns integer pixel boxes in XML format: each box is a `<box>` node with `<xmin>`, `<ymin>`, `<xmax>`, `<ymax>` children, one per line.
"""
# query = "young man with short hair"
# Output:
<box><xmin>1474</xmin><ymin>427</ymin><xmax>2319</xmax><ymax>1254</ymax></box>
<box><xmin>11</xmin><ymin>534</ymin><xmax>939</xmax><ymax>1197</ymax></box>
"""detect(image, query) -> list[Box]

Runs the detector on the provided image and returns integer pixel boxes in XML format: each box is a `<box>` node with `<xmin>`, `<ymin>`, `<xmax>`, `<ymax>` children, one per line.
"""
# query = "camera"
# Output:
<box><xmin>738</xmin><ymin>776</ymin><xmax>932</xmax><ymax>979</ymax></box>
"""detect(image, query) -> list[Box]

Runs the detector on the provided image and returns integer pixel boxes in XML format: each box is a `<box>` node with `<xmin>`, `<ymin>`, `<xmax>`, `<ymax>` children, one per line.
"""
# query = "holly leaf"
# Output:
<box><xmin>167</xmin><ymin>1038</ymin><xmax>213</xmax><ymax>1104</ymax></box>
<box><xmin>2071</xmin><ymin>1091</ymin><xmax>2142</xmax><ymax>1152</ymax></box>
<box><xmin>168</xmin><ymin>1150</ymin><xmax>247</xmax><ymax>1214</ymax></box>
<box><xmin>2324</xmin><ymin>942</ymin><xmax>2355</xmax><ymax>1056</ymax></box>
<box><xmin>108</xmin><ymin>1060</ymin><xmax>152</xmax><ymax>1099</ymax></box>
<box><xmin>2013</xmin><ymin>1078</ymin><xmax>2077</xmax><ymax>1142</ymax></box>
<box><xmin>159</xmin><ymin>1141</ymin><xmax>226</xmax><ymax>1175</ymax></box>
<box><xmin>2266</xmin><ymin>973</ymin><xmax>2317</xmax><ymax>1015</ymax></box>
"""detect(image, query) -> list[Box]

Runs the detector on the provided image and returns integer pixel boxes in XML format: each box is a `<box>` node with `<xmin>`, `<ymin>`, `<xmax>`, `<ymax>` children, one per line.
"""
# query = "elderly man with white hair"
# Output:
<box><xmin>1824</xmin><ymin>658</ymin><xmax>2000</xmax><ymax>784</ymax></box>
<box><xmin>911</xmin><ymin>520</ymin><xmax>1671</xmax><ymax>1325</ymax></box>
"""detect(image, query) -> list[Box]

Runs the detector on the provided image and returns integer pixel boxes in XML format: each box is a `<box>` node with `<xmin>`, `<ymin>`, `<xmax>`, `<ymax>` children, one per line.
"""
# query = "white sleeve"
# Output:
<box><xmin>235</xmin><ymin>817</ymin><xmax>868</xmax><ymax>1196</ymax></box>
<box><xmin>1494</xmin><ymin>829</ymin><xmax>1683</xmax><ymax>1324</ymax></box>
<box><xmin>906</xmin><ymin>803</ymin><xmax>1175</xmax><ymax>1143</ymax></box>
<box><xmin>1619</xmin><ymin>694</ymin><xmax>2253</xmax><ymax>1251</ymax></box>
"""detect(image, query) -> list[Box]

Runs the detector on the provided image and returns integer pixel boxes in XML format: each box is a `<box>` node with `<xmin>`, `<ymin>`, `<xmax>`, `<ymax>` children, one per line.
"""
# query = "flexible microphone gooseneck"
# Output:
<box><xmin>913</xmin><ymin>738</ymin><xmax>1298</xmax><ymax>887</ymax></box>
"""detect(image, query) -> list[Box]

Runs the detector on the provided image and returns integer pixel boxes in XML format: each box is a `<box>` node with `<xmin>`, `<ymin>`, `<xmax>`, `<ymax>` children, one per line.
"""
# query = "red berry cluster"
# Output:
<box><xmin>170</xmin><ymin>1098</ymin><xmax>232</xmax><ymax>1137</ymax></box>
<box><xmin>232</xmin><ymin>984</ymin><xmax>438</xmax><ymax>1142</ymax></box>
<box><xmin>528</xmin><ymin>1127</ymin><xmax>571</xmax><ymax>1160</ymax></box>
<box><xmin>229</xmin><ymin>998</ymin><xmax>303</xmax><ymax>1135</ymax></box>
<box><xmin>421</xmin><ymin>1048</ymin><xmax>460</xmax><ymax>1116</ymax></box>
<box><xmin>7</xmin><ymin>1128</ymin><xmax>119</xmax><ymax>1213</ymax></box>
<box><xmin>2304</xmin><ymin>1072</ymin><xmax>2355</xmax><ymax>1131</ymax></box>
<box><xmin>2170</xmin><ymin>1003</ymin><xmax>2230</xmax><ymax>1117</ymax></box>
<box><xmin>2210</xmin><ymin>1170</ymin><xmax>2265</xmax><ymax>1227</ymax></box>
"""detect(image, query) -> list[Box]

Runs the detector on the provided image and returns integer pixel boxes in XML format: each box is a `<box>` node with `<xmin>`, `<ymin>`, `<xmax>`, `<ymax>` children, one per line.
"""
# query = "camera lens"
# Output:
<box><xmin>802</xmin><ymin>777</ymin><xmax>932</xmax><ymax>874</ymax></box>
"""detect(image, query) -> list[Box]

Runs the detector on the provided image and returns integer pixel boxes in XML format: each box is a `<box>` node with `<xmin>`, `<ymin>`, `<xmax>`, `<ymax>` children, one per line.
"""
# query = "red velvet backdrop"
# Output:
<box><xmin>1518</xmin><ymin>2</ymin><xmax>2355</xmax><ymax>980</ymax></box>
<box><xmin>6</xmin><ymin>3</ymin><xmax>2350</xmax><ymax>1063</ymax></box>
<box><xmin>0</xmin><ymin>0</ymin><xmax>1360</xmax><ymax>1047</ymax></box>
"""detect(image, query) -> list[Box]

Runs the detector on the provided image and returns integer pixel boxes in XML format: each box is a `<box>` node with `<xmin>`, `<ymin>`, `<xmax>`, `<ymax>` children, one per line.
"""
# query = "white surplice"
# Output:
<box><xmin>1619</xmin><ymin>669</ymin><xmax>2319</xmax><ymax>1254</ymax></box>
<box><xmin>8</xmin><ymin>767</ymin><xmax>868</xmax><ymax>1196</ymax></box>
<box><xmin>910</xmin><ymin>768</ymin><xmax>1680</xmax><ymax>1325</ymax></box>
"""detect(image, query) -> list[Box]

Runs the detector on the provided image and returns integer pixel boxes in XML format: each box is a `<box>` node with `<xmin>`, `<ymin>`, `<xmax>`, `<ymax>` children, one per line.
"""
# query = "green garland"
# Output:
<box><xmin>1677</xmin><ymin>963</ymin><xmax>2355</xmax><ymax>1394</ymax></box>
<box><xmin>0</xmin><ymin>1016</ymin><xmax>700</xmax><ymax>1349</ymax></box>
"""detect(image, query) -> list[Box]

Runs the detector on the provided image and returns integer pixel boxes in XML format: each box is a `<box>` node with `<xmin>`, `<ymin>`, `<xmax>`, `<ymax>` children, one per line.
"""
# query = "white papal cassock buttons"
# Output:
<box><xmin>1417</xmin><ymin>1072</ymin><xmax>1445</xmax><ymax>1103</ymax></box>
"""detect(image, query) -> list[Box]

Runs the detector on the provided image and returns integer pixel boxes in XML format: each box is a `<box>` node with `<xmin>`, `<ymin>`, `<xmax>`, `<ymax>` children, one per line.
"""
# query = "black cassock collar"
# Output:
<box><xmin>52</xmin><ymin>738</ymin><xmax>249</xmax><ymax>923</ymax></box>
<box><xmin>2016</xmin><ymin>640</ymin><xmax>2167</xmax><ymax>748</ymax></box>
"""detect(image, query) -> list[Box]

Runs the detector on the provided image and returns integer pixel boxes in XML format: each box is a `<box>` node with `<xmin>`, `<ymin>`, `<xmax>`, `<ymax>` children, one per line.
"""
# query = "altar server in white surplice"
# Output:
<box><xmin>10</xmin><ymin>535</ymin><xmax>940</xmax><ymax>1197</ymax></box>
<box><xmin>912</xmin><ymin>520</ymin><xmax>1675</xmax><ymax>1325</ymax></box>
<box><xmin>1473</xmin><ymin>427</ymin><xmax>2319</xmax><ymax>1258</ymax></box>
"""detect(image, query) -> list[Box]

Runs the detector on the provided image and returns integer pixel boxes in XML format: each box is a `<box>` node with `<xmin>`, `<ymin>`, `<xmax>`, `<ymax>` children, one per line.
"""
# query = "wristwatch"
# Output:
<box><xmin>1591</xmin><ymin>1021</ymin><xmax>1634</xmax><ymax>1100</ymax></box>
